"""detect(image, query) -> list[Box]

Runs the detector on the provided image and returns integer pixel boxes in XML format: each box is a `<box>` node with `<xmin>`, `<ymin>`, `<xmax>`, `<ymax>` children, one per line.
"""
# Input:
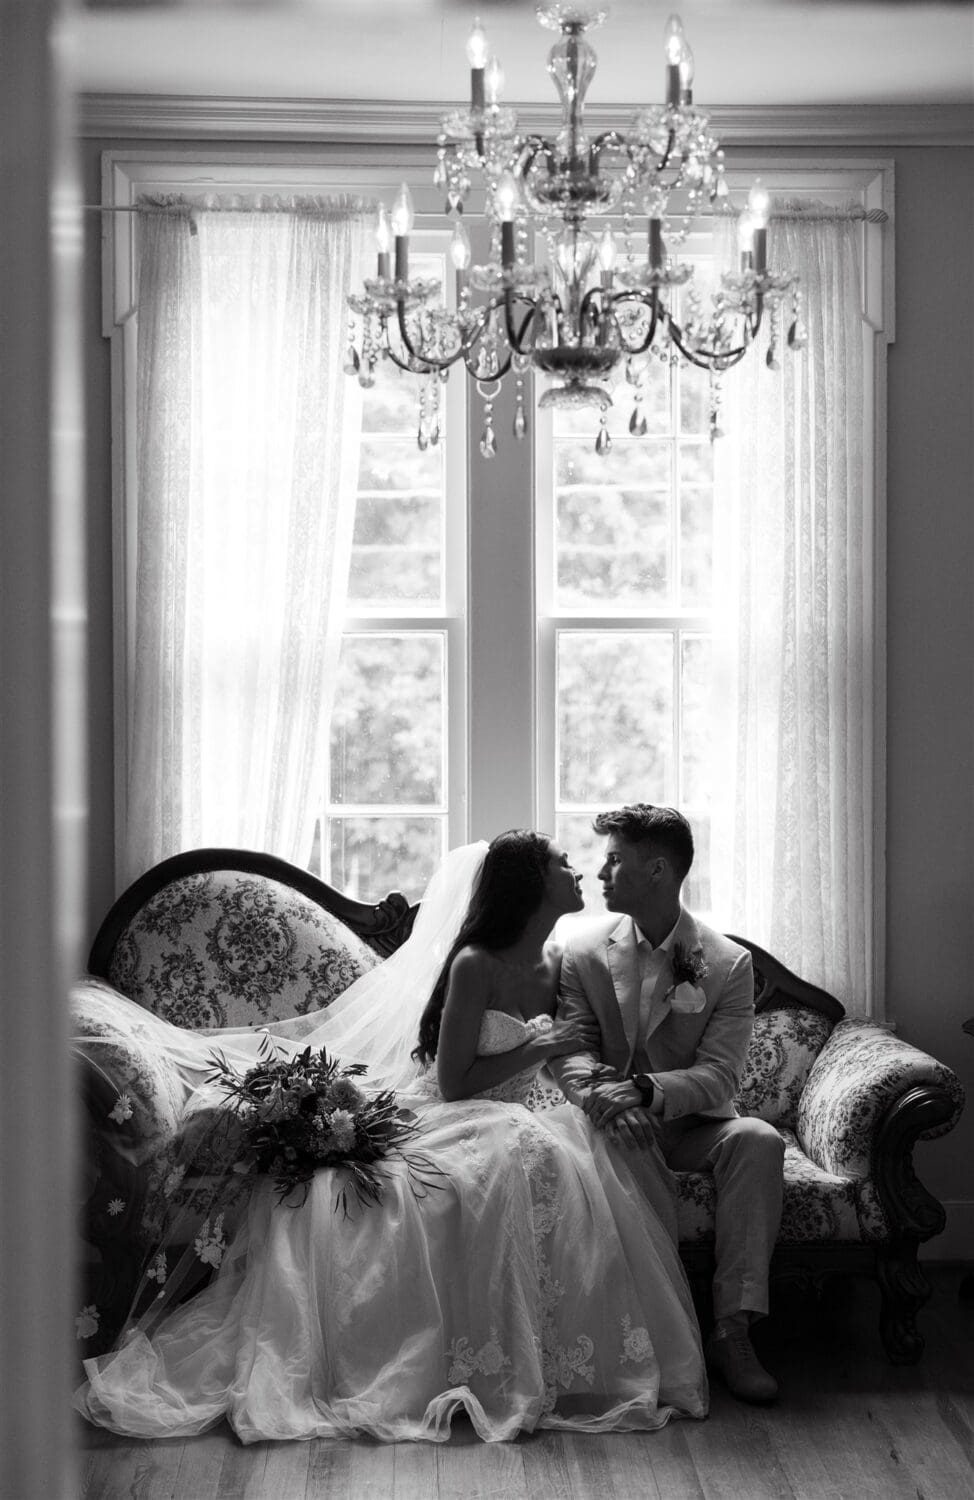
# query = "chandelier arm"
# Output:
<box><xmin>392</xmin><ymin>299</ymin><xmax>493</xmax><ymax>374</ymax></box>
<box><xmin>588</xmin><ymin>130</ymin><xmax>628</xmax><ymax>173</ymax></box>
<box><xmin>501</xmin><ymin>291</ymin><xmax>544</xmax><ymax>358</ymax></box>
<box><xmin>608</xmin><ymin>289</ymin><xmax>662</xmax><ymax>356</ymax></box>
<box><xmin>666</xmin><ymin>320</ymin><xmax>748</xmax><ymax>371</ymax></box>
<box><xmin>514</xmin><ymin>135</ymin><xmax>557</xmax><ymax>178</ymax></box>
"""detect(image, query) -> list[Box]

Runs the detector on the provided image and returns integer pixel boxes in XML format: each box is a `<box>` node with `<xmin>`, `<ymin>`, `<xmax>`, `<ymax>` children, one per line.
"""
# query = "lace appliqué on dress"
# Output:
<box><xmin>620</xmin><ymin>1314</ymin><xmax>653</xmax><ymax>1366</ymax></box>
<box><xmin>446</xmin><ymin>1330</ymin><xmax>512</xmax><ymax>1384</ymax></box>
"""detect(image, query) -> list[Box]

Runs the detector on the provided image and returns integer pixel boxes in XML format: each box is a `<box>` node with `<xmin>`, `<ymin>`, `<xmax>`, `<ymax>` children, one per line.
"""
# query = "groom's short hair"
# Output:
<box><xmin>593</xmin><ymin>804</ymin><xmax>694</xmax><ymax>883</ymax></box>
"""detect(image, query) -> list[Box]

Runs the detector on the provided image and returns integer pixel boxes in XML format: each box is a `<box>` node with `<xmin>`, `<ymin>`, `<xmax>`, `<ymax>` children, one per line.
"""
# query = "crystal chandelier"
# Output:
<box><xmin>346</xmin><ymin>5</ymin><xmax>805</xmax><ymax>453</ymax></box>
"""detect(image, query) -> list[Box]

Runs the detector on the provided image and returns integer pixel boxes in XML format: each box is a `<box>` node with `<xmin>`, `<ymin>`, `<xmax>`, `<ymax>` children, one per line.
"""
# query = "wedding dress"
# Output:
<box><xmin>75</xmin><ymin>845</ymin><xmax>707</xmax><ymax>1444</ymax></box>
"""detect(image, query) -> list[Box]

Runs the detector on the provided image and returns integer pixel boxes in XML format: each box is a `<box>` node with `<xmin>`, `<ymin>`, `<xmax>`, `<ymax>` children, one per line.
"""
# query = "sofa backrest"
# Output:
<box><xmin>96</xmin><ymin>868</ymin><xmax>383</xmax><ymax>1028</ymax></box>
<box><xmin>735</xmin><ymin>1004</ymin><xmax>835</xmax><ymax>1129</ymax></box>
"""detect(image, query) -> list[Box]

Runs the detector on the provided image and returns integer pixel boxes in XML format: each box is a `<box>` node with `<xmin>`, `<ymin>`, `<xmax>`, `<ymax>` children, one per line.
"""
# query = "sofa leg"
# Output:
<box><xmin>875</xmin><ymin>1242</ymin><xmax>930</xmax><ymax>1364</ymax></box>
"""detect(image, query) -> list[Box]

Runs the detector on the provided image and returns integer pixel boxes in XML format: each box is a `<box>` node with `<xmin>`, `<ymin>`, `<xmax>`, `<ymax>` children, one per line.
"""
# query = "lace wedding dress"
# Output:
<box><xmin>77</xmin><ymin>1007</ymin><xmax>707</xmax><ymax>1443</ymax></box>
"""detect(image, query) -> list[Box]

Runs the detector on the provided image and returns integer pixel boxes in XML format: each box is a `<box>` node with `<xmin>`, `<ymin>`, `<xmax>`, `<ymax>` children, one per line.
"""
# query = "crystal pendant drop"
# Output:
<box><xmin>787</xmin><ymin>319</ymin><xmax>808</xmax><ymax>350</ymax></box>
<box><xmin>344</xmin><ymin>346</ymin><xmax>360</xmax><ymax>376</ymax></box>
<box><xmin>513</xmin><ymin>402</ymin><xmax>527</xmax><ymax>440</ymax></box>
<box><xmin>595</xmin><ymin>425</ymin><xmax>612</xmax><ymax>456</ymax></box>
<box><xmin>429</xmin><ymin>420</ymin><xmax>440</xmax><ymax>447</ymax></box>
<box><xmin>480</xmin><ymin>423</ymin><xmax>497</xmax><ymax>459</ymax></box>
<box><xmin>417</xmin><ymin>427</ymin><xmax>429</xmax><ymax>452</ymax></box>
<box><xmin>629</xmin><ymin>407</ymin><xmax>648</xmax><ymax>437</ymax></box>
<box><xmin>358</xmin><ymin>366</ymin><xmax>375</xmax><ymax>389</ymax></box>
<box><xmin>765</xmin><ymin>344</ymin><xmax>780</xmax><ymax>371</ymax></box>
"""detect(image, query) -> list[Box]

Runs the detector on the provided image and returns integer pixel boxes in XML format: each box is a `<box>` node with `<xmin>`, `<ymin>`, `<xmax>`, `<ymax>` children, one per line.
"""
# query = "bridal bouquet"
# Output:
<box><xmin>206</xmin><ymin>1038</ymin><xmax>438</xmax><ymax>1216</ymax></box>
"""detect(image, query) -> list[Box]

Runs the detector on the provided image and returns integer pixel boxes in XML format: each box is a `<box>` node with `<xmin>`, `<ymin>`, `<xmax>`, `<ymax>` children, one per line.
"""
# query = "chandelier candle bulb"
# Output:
<box><xmin>753</xmin><ymin>227</ymin><xmax>768</xmax><ymax>275</ymax></box>
<box><xmin>649</xmin><ymin>217</ymin><xmax>663</xmax><ymax>271</ymax></box>
<box><xmin>467</xmin><ymin>19</ymin><xmax>488</xmax><ymax>110</ymax></box>
<box><xmin>375</xmin><ymin>204</ymin><xmax>392</xmax><ymax>279</ymax></box>
<box><xmin>485</xmin><ymin>56</ymin><xmax>504</xmax><ymax>106</ymax></box>
<box><xmin>664</xmin><ymin>14</ymin><xmax>686</xmax><ymax>106</ymax></box>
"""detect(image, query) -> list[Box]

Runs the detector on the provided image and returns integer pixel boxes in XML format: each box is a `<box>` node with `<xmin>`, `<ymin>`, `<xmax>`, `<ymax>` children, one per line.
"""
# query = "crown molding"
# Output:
<box><xmin>77</xmin><ymin>94</ymin><xmax>974</xmax><ymax>150</ymax></box>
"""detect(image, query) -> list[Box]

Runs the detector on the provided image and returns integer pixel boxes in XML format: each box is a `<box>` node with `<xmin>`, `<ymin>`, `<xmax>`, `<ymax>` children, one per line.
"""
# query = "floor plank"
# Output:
<box><xmin>74</xmin><ymin>1267</ymin><xmax>974</xmax><ymax>1500</ymax></box>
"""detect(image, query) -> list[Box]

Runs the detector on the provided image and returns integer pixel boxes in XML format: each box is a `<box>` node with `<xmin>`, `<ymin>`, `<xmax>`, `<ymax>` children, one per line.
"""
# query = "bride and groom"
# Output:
<box><xmin>77</xmin><ymin>803</ymin><xmax>784</xmax><ymax>1443</ymax></box>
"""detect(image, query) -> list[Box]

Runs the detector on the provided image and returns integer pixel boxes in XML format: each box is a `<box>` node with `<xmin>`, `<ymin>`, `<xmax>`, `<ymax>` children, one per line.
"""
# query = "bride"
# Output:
<box><xmin>76</xmin><ymin>832</ymin><xmax>707</xmax><ymax>1443</ymax></box>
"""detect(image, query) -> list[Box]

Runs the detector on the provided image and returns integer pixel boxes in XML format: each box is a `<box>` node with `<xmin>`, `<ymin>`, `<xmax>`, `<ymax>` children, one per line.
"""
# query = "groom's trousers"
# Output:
<box><xmin>661</xmin><ymin>1114</ymin><xmax>784</xmax><ymax>1321</ymax></box>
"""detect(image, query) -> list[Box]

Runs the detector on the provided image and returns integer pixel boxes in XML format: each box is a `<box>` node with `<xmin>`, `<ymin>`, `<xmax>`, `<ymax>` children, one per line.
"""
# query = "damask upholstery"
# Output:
<box><xmin>104</xmin><ymin>871</ymin><xmax>379</xmax><ymax>1029</ymax></box>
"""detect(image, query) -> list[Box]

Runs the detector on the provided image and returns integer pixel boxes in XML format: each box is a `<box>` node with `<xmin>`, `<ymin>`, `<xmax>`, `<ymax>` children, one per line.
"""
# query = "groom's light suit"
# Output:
<box><xmin>550</xmin><ymin>906</ymin><xmax>784</xmax><ymax>1321</ymax></box>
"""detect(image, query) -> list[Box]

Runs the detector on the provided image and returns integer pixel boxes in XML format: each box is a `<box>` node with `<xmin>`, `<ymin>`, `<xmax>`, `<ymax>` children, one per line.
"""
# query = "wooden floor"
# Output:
<box><xmin>76</xmin><ymin>1268</ymin><xmax>974</xmax><ymax>1500</ymax></box>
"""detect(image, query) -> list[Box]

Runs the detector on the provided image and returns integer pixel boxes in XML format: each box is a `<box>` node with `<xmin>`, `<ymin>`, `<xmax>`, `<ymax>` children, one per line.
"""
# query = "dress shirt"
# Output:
<box><xmin>630</xmin><ymin>913</ymin><xmax>682</xmax><ymax>1110</ymax></box>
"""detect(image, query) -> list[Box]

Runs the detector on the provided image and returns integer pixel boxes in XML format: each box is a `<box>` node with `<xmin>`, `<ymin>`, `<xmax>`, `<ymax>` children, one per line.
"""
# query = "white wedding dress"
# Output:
<box><xmin>77</xmin><ymin>1007</ymin><xmax>707</xmax><ymax>1443</ymax></box>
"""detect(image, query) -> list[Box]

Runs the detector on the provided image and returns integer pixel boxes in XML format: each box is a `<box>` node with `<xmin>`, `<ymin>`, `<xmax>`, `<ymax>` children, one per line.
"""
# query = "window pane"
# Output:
<box><xmin>680</xmin><ymin>633</ymin><xmax>712</xmax><ymax>807</ymax></box>
<box><xmin>680</xmin><ymin>485</ymin><xmax>713</xmax><ymax>608</ymax></box>
<box><xmin>554</xmin><ymin>439</ymin><xmax>672</xmax><ymax>609</ymax></box>
<box><xmin>557</xmin><ymin>631</ymin><xmax>673</xmax><ymax>805</ymax></box>
<box><xmin>329</xmin><ymin>815</ymin><xmax>445</xmax><ymax>904</ymax></box>
<box><xmin>556</xmin><ymin>487</ymin><xmax>669</xmax><ymax>606</ymax></box>
<box><xmin>351</xmin><ymin>433</ymin><xmax>443</xmax><ymax>606</ymax></box>
<box><xmin>348</xmin><ymin>490</ymin><xmax>441</xmax><ymax>604</ymax></box>
<box><xmin>329</xmin><ymin>634</ymin><xmax>444</xmax><ymax>805</ymax></box>
<box><xmin>681</xmin><ymin>812</ymin><xmax>711</xmax><ymax>916</ymax></box>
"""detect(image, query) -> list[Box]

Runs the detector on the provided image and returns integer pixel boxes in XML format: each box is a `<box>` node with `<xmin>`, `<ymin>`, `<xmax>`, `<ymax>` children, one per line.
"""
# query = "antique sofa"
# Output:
<box><xmin>73</xmin><ymin>848</ymin><xmax>964</xmax><ymax>1365</ymax></box>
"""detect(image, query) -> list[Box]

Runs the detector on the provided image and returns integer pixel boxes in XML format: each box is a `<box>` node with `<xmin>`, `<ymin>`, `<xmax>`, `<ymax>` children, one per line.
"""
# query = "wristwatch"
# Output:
<box><xmin>631</xmin><ymin>1072</ymin><xmax>655</xmax><ymax>1106</ymax></box>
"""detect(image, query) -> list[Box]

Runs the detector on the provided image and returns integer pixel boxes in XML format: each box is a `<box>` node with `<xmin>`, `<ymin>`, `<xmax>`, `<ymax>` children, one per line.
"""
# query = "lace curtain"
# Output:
<box><xmin>710</xmin><ymin>213</ymin><xmax>870</xmax><ymax>1011</ymax></box>
<box><xmin>125</xmin><ymin>199</ymin><xmax>371</xmax><ymax>884</ymax></box>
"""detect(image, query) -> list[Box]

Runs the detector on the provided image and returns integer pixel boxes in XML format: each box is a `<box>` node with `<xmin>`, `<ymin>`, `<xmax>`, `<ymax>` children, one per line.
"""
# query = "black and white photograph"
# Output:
<box><xmin>1</xmin><ymin>2</ymin><xmax>972</xmax><ymax>1496</ymax></box>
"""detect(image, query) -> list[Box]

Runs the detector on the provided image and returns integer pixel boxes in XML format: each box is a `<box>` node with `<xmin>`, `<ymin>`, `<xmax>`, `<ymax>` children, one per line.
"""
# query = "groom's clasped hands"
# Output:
<box><xmin>579</xmin><ymin>1065</ymin><xmax>659</xmax><ymax>1150</ymax></box>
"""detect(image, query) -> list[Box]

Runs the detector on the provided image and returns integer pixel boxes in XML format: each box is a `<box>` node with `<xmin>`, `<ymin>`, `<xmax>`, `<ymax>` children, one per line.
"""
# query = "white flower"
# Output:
<box><xmin>75</xmin><ymin>1305</ymin><xmax>100</xmax><ymax>1340</ymax></box>
<box><xmin>106</xmin><ymin>1197</ymin><xmax>125</xmax><ymax>1217</ymax></box>
<box><xmin>108</xmin><ymin>1092</ymin><xmax>134</xmax><ymax>1124</ymax></box>
<box><xmin>620</xmin><ymin>1315</ymin><xmax>653</xmax><ymax>1364</ymax></box>
<box><xmin>146</xmin><ymin>1251</ymin><xmax>167</xmax><ymax>1284</ymax></box>
<box><xmin>194</xmin><ymin>1213</ymin><xmax>226</xmax><ymax>1268</ymax></box>
<box><xmin>327</xmin><ymin>1109</ymin><xmax>356</xmax><ymax>1153</ymax></box>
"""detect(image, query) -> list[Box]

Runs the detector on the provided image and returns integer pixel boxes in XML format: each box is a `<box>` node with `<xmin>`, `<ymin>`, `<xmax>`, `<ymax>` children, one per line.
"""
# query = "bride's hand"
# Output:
<box><xmin>533</xmin><ymin>1018</ymin><xmax>590</xmax><ymax>1060</ymax></box>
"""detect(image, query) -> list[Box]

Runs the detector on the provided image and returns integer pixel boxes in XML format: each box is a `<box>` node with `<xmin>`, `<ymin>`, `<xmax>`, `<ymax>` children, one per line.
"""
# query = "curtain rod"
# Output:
<box><xmin>84</xmin><ymin>202</ymin><xmax>888</xmax><ymax>223</ymax></box>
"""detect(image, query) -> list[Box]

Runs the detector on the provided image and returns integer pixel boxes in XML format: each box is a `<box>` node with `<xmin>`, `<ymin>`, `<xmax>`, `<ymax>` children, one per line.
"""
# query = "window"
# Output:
<box><xmin>537</xmin><ymin>257</ymin><xmax>718</xmax><ymax>916</ymax></box>
<box><xmin>315</xmin><ymin>242</ymin><xmax>467</xmax><ymax>905</ymax></box>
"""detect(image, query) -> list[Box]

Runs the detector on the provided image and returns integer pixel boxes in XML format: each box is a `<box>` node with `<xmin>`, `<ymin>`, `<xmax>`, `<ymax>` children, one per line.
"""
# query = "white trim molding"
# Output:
<box><xmin>79</xmin><ymin>94</ymin><xmax>974</xmax><ymax>149</ymax></box>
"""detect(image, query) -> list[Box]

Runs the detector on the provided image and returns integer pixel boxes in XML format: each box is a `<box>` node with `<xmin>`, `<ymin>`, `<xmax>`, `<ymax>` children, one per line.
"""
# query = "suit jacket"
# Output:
<box><xmin>549</xmin><ymin>907</ymin><xmax>754</xmax><ymax>1123</ymax></box>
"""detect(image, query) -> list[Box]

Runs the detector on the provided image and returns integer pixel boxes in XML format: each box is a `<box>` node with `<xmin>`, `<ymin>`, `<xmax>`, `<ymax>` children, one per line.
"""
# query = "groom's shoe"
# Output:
<box><xmin>705</xmin><ymin>1322</ymin><xmax>778</xmax><ymax>1404</ymax></box>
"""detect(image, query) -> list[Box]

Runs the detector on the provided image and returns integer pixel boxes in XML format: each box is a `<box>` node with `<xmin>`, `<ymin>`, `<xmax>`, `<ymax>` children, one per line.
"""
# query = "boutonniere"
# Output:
<box><xmin>666</xmin><ymin>942</ymin><xmax>709</xmax><ymax>1013</ymax></box>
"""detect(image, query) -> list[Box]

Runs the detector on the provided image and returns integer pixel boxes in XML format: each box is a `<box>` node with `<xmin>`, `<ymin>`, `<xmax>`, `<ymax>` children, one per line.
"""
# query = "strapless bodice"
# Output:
<box><xmin>413</xmin><ymin>1009</ymin><xmax>552</xmax><ymax>1106</ymax></box>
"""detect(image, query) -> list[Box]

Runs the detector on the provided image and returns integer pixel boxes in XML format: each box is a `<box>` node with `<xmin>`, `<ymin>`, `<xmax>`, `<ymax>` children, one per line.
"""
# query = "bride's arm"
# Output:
<box><xmin>436</xmin><ymin>949</ymin><xmax>580</xmax><ymax>1102</ymax></box>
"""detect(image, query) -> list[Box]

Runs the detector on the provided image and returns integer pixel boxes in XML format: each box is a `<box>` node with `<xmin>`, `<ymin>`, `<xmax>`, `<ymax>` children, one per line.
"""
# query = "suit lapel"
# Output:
<box><xmin>606</xmin><ymin>917</ymin><xmax>641</xmax><ymax>1060</ymax></box>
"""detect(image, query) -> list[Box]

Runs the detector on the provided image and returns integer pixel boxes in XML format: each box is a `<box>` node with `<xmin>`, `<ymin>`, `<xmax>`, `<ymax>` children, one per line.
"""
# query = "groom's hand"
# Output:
<box><xmin>606</xmin><ymin>1108</ymin><xmax>657</xmax><ymax>1151</ymax></box>
<box><xmin>582</xmin><ymin>1078</ymin><xmax>642</xmax><ymax>1129</ymax></box>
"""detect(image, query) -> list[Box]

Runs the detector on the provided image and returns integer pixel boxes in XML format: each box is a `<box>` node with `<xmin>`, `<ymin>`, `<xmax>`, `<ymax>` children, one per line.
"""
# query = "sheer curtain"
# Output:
<box><xmin>125</xmin><ymin>198</ymin><xmax>371</xmax><ymax>885</ymax></box>
<box><xmin>710</xmin><ymin>212</ymin><xmax>870</xmax><ymax>1011</ymax></box>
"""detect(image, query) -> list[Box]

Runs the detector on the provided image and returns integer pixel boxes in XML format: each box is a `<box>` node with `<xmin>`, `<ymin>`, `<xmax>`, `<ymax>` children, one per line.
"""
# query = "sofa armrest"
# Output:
<box><xmin>797</xmin><ymin>1019</ymin><xmax>964</xmax><ymax>1184</ymax></box>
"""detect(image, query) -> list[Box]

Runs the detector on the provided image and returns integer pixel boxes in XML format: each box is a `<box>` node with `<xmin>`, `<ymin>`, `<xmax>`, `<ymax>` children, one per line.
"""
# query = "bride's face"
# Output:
<box><xmin>543</xmin><ymin>843</ymin><xmax>585</xmax><ymax>914</ymax></box>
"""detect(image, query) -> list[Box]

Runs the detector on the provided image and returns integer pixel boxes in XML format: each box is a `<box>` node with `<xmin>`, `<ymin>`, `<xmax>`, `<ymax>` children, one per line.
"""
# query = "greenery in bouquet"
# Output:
<box><xmin>206</xmin><ymin>1037</ymin><xmax>439</xmax><ymax>1216</ymax></box>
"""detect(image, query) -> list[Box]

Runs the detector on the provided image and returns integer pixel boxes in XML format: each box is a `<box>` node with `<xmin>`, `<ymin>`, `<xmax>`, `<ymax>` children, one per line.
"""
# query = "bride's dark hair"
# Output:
<box><xmin>412</xmin><ymin>829</ymin><xmax>552</xmax><ymax>1065</ymax></box>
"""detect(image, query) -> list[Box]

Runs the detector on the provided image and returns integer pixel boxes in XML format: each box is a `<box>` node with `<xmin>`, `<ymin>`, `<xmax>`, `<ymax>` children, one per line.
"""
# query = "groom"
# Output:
<box><xmin>549</xmin><ymin>803</ymin><xmax>784</xmax><ymax>1404</ymax></box>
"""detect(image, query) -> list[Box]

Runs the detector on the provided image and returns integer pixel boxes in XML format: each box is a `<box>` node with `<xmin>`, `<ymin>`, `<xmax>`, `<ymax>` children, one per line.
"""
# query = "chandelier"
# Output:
<box><xmin>346</xmin><ymin>5</ymin><xmax>804</xmax><ymax>453</ymax></box>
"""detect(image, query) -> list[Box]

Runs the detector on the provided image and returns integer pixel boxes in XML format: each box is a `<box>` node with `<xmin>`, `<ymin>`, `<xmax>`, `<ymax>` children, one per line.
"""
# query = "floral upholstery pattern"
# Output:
<box><xmin>106</xmin><ymin>872</ymin><xmax>379</xmax><ymax>1029</ymax></box>
<box><xmin>797</xmin><ymin>1019</ymin><xmax>966</xmax><ymax>1178</ymax></box>
<box><xmin>734</xmin><ymin>1005</ymin><xmax>834</xmax><ymax>1128</ymax></box>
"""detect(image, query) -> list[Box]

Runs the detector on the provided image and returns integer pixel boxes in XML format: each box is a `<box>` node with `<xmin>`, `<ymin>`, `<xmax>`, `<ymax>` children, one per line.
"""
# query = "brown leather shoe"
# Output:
<box><xmin>705</xmin><ymin>1325</ymin><xmax>779</xmax><ymax>1403</ymax></box>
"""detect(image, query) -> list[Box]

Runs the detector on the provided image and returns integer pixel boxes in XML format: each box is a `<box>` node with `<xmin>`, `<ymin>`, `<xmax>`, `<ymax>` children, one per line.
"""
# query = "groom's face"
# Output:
<box><xmin>597</xmin><ymin>834</ymin><xmax>659</xmax><ymax>917</ymax></box>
